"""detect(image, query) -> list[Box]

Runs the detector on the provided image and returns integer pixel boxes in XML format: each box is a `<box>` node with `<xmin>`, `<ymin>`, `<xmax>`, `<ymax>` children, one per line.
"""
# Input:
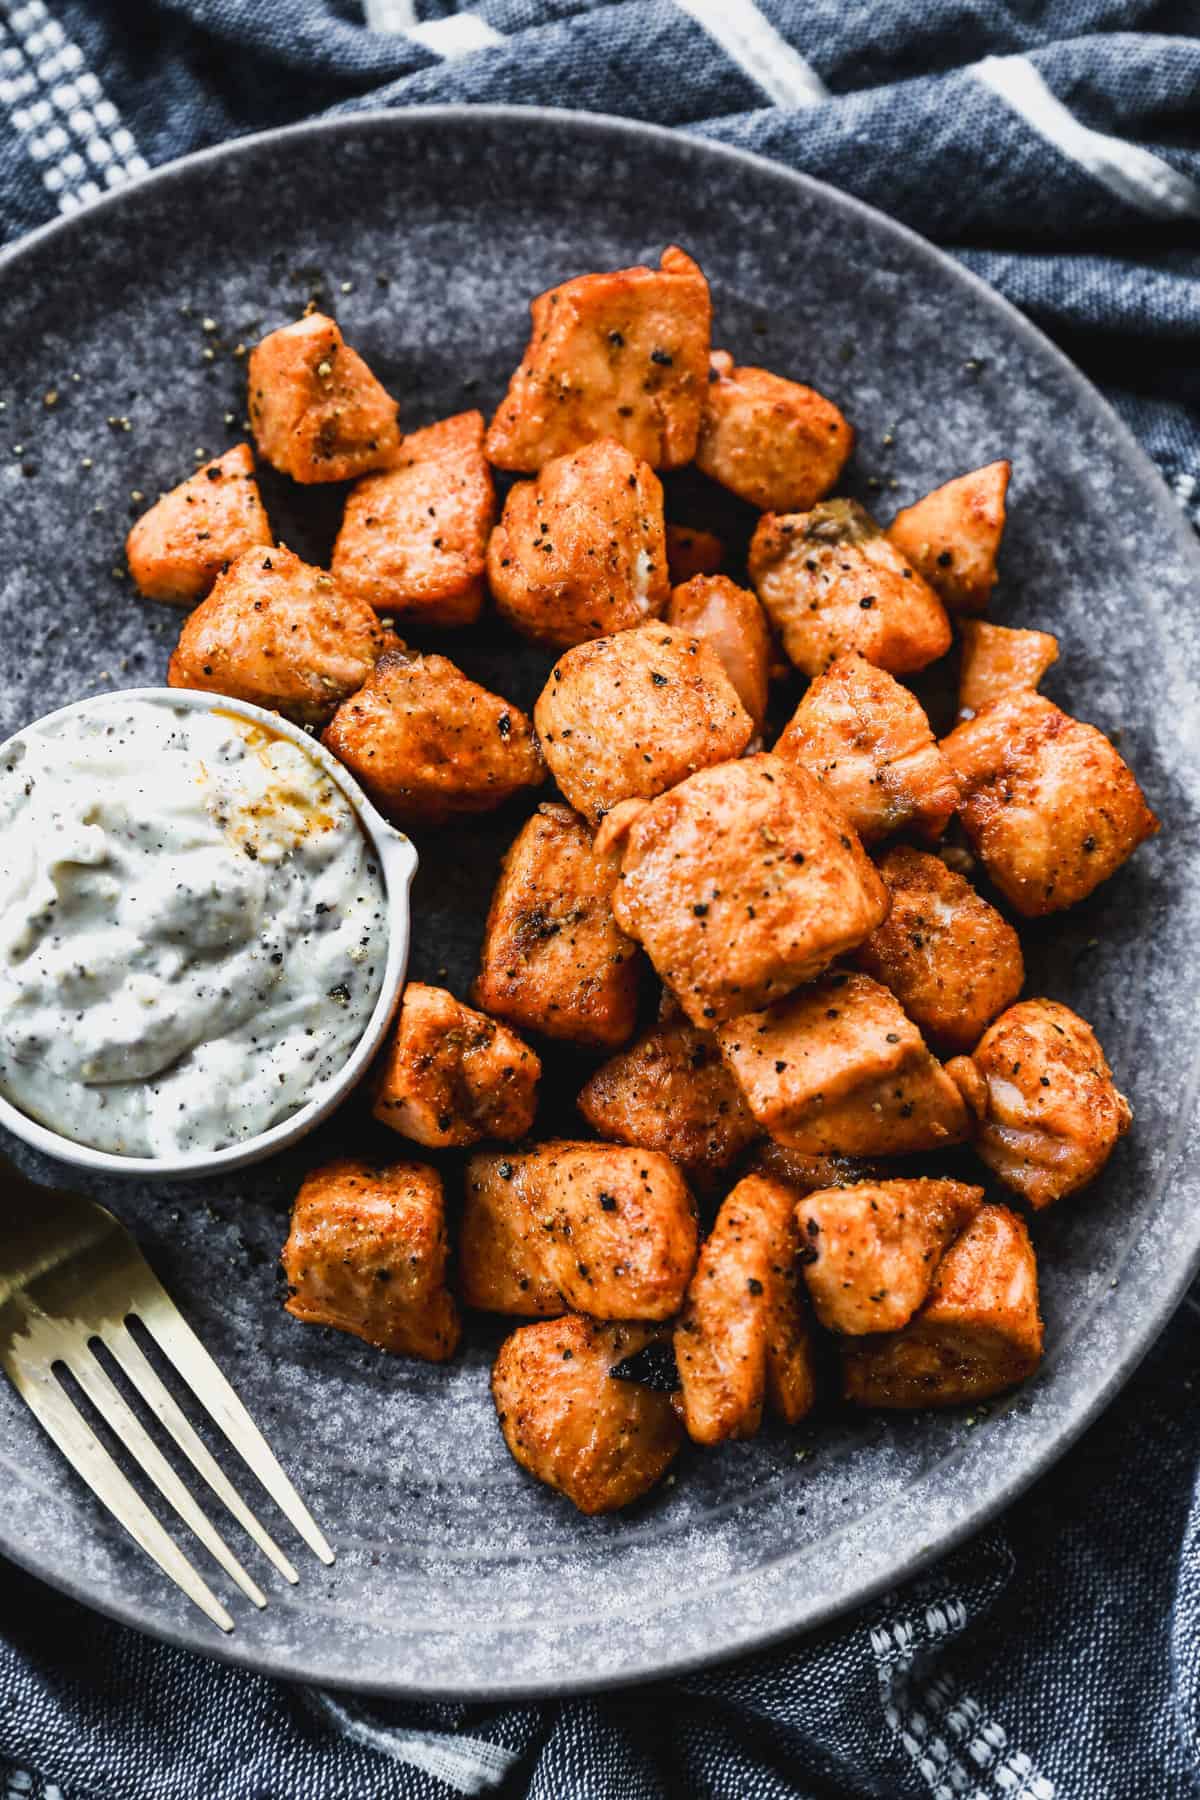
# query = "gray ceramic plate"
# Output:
<box><xmin>1</xmin><ymin>107</ymin><xmax>1198</xmax><ymax>1701</ymax></box>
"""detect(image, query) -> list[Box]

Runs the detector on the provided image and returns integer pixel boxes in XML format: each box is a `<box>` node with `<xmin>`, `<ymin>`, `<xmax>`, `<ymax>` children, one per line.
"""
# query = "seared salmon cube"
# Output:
<box><xmin>941</xmin><ymin>692</ymin><xmax>1159</xmax><ymax>916</ymax></box>
<box><xmin>472</xmin><ymin>802</ymin><xmax>642</xmax><ymax>1049</ymax></box>
<box><xmin>674</xmin><ymin>1173</ymin><xmax>815</xmax><ymax>1444</ymax></box>
<box><xmin>247</xmin><ymin>313</ymin><xmax>401</xmax><ymax>484</ymax></box>
<box><xmin>799</xmin><ymin>1177</ymin><xmax>983</xmax><ymax>1336</ymax></box>
<box><xmin>577</xmin><ymin>1016</ymin><xmax>757</xmax><ymax>1174</ymax></box>
<box><xmin>599</xmin><ymin>753</ymin><xmax>888</xmax><ymax>1027</ymax></box>
<box><xmin>696</xmin><ymin>350</ymin><xmax>853</xmax><ymax>513</ymax></box>
<box><xmin>750</xmin><ymin>499</ymin><xmax>951</xmax><ymax>678</ymax></box>
<box><xmin>492</xmin><ymin>1316</ymin><xmax>684</xmax><ymax>1514</ymax></box>
<box><xmin>534</xmin><ymin>622</ymin><xmax>752</xmax><ymax>823</ymax></box>
<box><xmin>888</xmin><ymin>461</ymin><xmax>1010</xmax><ymax>615</ymax></box>
<box><xmin>774</xmin><ymin>650</ymin><xmax>959</xmax><ymax>843</ymax></box>
<box><xmin>717</xmin><ymin>972</ymin><xmax>970</xmax><ymax>1156</ymax></box>
<box><xmin>330</xmin><ymin>410</ymin><xmax>495</xmax><ymax>626</ymax></box>
<box><xmin>457</xmin><ymin>1151</ymin><xmax>564</xmax><ymax>1318</ymax></box>
<box><xmin>855</xmin><ymin>846</ymin><xmax>1024</xmax><ymax>1055</ymax></box>
<box><xmin>461</xmin><ymin>1141</ymin><xmax>698</xmax><ymax>1320</ymax></box>
<box><xmin>842</xmin><ymin>1204</ymin><xmax>1043</xmax><ymax>1408</ymax></box>
<box><xmin>747</xmin><ymin>1140</ymin><xmax>884</xmax><ymax>1197</ymax></box>
<box><xmin>126</xmin><ymin>444</ymin><xmax>273</xmax><ymax>606</ymax></box>
<box><xmin>166</xmin><ymin>544</ymin><xmax>391</xmax><ymax>725</ymax></box>
<box><xmin>371</xmin><ymin>983</ymin><xmax>539</xmax><ymax>1149</ymax></box>
<box><xmin>487</xmin><ymin>438</ymin><xmax>669</xmax><ymax>647</ymax></box>
<box><xmin>667</xmin><ymin>575</ymin><xmax>771</xmax><ymax>735</ymax></box>
<box><xmin>485</xmin><ymin>246</ymin><xmax>711</xmax><ymax>472</ymax></box>
<box><xmin>665</xmin><ymin>523</ymin><xmax>724</xmax><ymax>584</ymax></box>
<box><xmin>322</xmin><ymin>647</ymin><xmax>543</xmax><ymax>826</ymax></box>
<box><xmin>282</xmin><ymin>1158</ymin><xmax>459</xmax><ymax>1360</ymax></box>
<box><xmin>946</xmin><ymin>998</ymin><xmax>1132</xmax><ymax>1209</ymax></box>
<box><xmin>958</xmin><ymin>618</ymin><xmax>1059</xmax><ymax>719</ymax></box>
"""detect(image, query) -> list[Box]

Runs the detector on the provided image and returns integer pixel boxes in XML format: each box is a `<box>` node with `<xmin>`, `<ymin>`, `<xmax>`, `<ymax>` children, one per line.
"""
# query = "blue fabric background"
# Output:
<box><xmin>0</xmin><ymin>2</ymin><xmax>1198</xmax><ymax>1795</ymax></box>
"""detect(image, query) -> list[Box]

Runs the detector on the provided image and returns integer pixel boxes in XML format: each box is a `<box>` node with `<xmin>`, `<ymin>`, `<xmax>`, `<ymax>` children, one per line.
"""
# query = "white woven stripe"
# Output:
<box><xmin>364</xmin><ymin>0</ymin><xmax>503</xmax><ymax>56</ymax></box>
<box><xmin>3</xmin><ymin>1768</ymin><xmax>63</xmax><ymax>1800</ymax></box>
<box><xmin>303</xmin><ymin>1689</ymin><xmax>519</xmax><ymax>1795</ymax></box>
<box><xmin>363</xmin><ymin>0</ymin><xmax>417</xmax><ymax>26</ymax></box>
<box><xmin>1172</xmin><ymin>470</ymin><xmax>1200</xmax><ymax>528</ymax></box>
<box><xmin>407</xmin><ymin>14</ymin><xmax>504</xmax><ymax>54</ymax></box>
<box><xmin>872</xmin><ymin>1600</ymin><xmax>1057</xmax><ymax>1799</ymax></box>
<box><xmin>0</xmin><ymin>0</ymin><xmax>148</xmax><ymax>214</ymax></box>
<box><xmin>973</xmin><ymin>54</ymin><xmax>1200</xmax><ymax>221</ymax></box>
<box><xmin>671</xmin><ymin>0</ymin><xmax>828</xmax><ymax>109</ymax></box>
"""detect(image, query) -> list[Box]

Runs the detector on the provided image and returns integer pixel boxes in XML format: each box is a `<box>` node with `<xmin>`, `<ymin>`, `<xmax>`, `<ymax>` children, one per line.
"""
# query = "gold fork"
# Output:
<box><xmin>0</xmin><ymin>1158</ymin><xmax>333</xmax><ymax>1632</ymax></box>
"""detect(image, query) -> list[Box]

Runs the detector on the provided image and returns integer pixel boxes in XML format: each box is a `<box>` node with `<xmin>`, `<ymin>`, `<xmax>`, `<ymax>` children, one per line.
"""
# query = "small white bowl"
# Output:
<box><xmin>0</xmin><ymin>687</ymin><xmax>418</xmax><ymax>1179</ymax></box>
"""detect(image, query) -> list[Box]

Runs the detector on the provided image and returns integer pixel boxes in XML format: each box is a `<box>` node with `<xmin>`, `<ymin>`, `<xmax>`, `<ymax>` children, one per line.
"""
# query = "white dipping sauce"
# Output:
<box><xmin>0</xmin><ymin>697</ymin><xmax>387</xmax><ymax>1156</ymax></box>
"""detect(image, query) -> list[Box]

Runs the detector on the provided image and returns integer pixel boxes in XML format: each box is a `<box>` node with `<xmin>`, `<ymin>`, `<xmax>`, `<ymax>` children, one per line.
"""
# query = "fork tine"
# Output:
<box><xmin>133</xmin><ymin>1276</ymin><xmax>334</xmax><ymax>1565</ymax></box>
<box><xmin>3</xmin><ymin>1354</ymin><xmax>234</xmax><ymax>1633</ymax></box>
<box><xmin>100</xmin><ymin>1321</ymin><xmax>299</xmax><ymax>1586</ymax></box>
<box><xmin>64</xmin><ymin>1345</ymin><xmax>268</xmax><ymax>1611</ymax></box>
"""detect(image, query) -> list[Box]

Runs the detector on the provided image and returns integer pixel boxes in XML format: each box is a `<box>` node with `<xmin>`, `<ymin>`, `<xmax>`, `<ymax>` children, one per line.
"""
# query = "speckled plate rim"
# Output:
<box><xmin>1</xmin><ymin>104</ymin><xmax>1199</xmax><ymax>1701</ymax></box>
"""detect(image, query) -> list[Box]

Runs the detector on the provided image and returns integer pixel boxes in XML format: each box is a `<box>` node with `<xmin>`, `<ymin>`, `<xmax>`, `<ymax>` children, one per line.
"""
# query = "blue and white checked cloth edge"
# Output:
<box><xmin>0</xmin><ymin>3</ymin><xmax>1198</xmax><ymax>1797</ymax></box>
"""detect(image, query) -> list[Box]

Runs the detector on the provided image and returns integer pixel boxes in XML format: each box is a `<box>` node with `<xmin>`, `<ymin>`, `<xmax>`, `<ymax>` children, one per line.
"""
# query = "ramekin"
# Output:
<box><xmin>0</xmin><ymin>686</ymin><xmax>417</xmax><ymax>1179</ymax></box>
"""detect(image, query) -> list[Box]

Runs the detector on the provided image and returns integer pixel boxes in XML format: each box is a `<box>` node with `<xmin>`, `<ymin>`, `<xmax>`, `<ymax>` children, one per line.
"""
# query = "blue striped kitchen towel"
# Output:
<box><xmin>0</xmin><ymin>3</ymin><xmax>1198</xmax><ymax>1796</ymax></box>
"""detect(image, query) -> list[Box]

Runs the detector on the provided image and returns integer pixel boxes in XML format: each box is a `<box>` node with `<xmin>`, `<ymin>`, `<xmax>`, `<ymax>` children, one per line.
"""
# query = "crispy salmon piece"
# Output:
<box><xmin>665</xmin><ymin>523</ymin><xmax>724</xmax><ymax>584</ymax></box>
<box><xmin>957</xmin><ymin>618</ymin><xmax>1059</xmax><ymax>719</ymax></box>
<box><xmin>126</xmin><ymin>444</ymin><xmax>273</xmax><ymax>605</ymax></box>
<box><xmin>842</xmin><ymin>1203</ymin><xmax>1043</xmax><ymax>1408</ymax></box>
<box><xmin>696</xmin><ymin>350</ymin><xmax>853</xmax><ymax>513</ymax></box>
<box><xmin>717</xmin><ymin>972</ymin><xmax>970</xmax><ymax>1157</ymax></box>
<box><xmin>577</xmin><ymin>1016</ymin><xmax>757</xmax><ymax>1174</ymax></box>
<box><xmin>322</xmin><ymin>646</ymin><xmax>543</xmax><ymax>826</ymax></box>
<box><xmin>534</xmin><ymin>622</ymin><xmax>752</xmax><ymax>823</ymax></box>
<box><xmin>485</xmin><ymin>246</ymin><xmax>711</xmax><ymax>472</ymax></box>
<box><xmin>774</xmin><ymin>650</ymin><xmax>959</xmax><ymax>843</ymax></box>
<box><xmin>282</xmin><ymin>1158</ymin><xmax>459</xmax><ymax>1361</ymax></box>
<box><xmin>487</xmin><ymin>438</ymin><xmax>669</xmax><ymax>647</ymax></box>
<box><xmin>472</xmin><ymin>803</ymin><xmax>642</xmax><ymax>1049</ymax></box>
<box><xmin>888</xmin><ymin>461</ymin><xmax>1010</xmax><ymax>615</ymax></box>
<box><xmin>941</xmin><ymin>692</ymin><xmax>1159</xmax><ymax>916</ymax></box>
<box><xmin>461</xmin><ymin>1141</ymin><xmax>698</xmax><ymax>1320</ymax></box>
<box><xmin>371</xmin><ymin>983</ymin><xmax>539</xmax><ymax>1149</ymax></box>
<box><xmin>492</xmin><ymin>1316</ymin><xmax>684</xmax><ymax>1514</ymax></box>
<box><xmin>747</xmin><ymin>1140</ymin><xmax>883</xmax><ymax>1196</ymax></box>
<box><xmin>667</xmin><ymin>574</ymin><xmax>771</xmax><ymax>735</ymax></box>
<box><xmin>946</xmin><ymin>998</ymin><xmax>1132</xmax><ymax>1209</ymax></box>
<box><xmin>600</xmin><ymin>754</ymin><xmax>888</xmax><ymax>1027</ymax></box>
<box><xmin>247</xmin><ymin>313</ymin><xmax>401</xmax><ymax>484</ymax></box>
<box><xmin>458</xmin><ymin>1153</ymin><xmax>564</xmax><ymax>1318</ymax></box>
<box><xmin>674</xmin><ymin>1173</ymin><xmax>815</xmax><ymax>1444</ymax></box>
<box><xmin>750</xmin><ymin>499</ymin><xmax>951</xmax><ymax>678</ymax></box>
<box><xmin>854</xmin><ymin>845</ymin><xmax>1024</xmax><ymax>1054</ymax></box>
<box><xmin>799</xmin><ymin>1178</ymin><xmax>983</xmax><ymax>1336</ymax></box>
<box><xmin>166</xmin><ymin>544</ymin><xmax>391</xmax><ymax>725</ymax></box>
<box><xmin>330</xmin><ymin>410</ymin><xmax>494</xmax><ymax>626</ymax></box>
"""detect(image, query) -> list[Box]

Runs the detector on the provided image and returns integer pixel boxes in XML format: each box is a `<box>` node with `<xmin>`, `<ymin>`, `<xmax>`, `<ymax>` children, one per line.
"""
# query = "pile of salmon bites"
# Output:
<box><xmin>129</xmin><ymin>247</ymin><xmax>1160</xmax><ymax>1517</ymax></box>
